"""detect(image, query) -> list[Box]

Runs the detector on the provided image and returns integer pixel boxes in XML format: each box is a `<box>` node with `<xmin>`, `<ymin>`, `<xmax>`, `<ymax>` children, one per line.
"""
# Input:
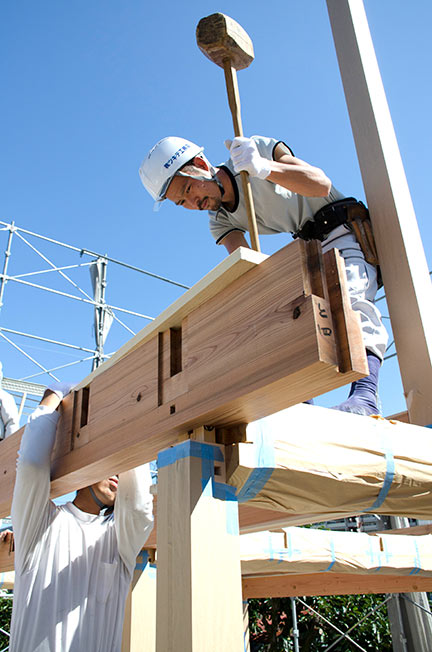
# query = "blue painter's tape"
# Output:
<box><xmin>135</xmin><ymin>550</ymin><xmax>149</xmax><ymax>573</ymax></box>
<box><xmin>135</xmin><ymin>551</ymin><xmax>157</xmax><ymax>579</ymax></box>
<box><xmin>201</xmin><ymin>456</ymin><xmax>214</xmax><ymax>497</ymax></box>
<box><xmin>254</xmin><ymin>420</ymin><xmax>276</xmax><ymax>468</ymax></box>
<box><xmin>320</xmin><ymin>537</ymin><xmax>336</xmax><ymax>572</ymax></box>
<box><xmin>382</xmin><ymin>538</ymin><xmax>392</xmax><ymax>564</ymax></box>
<box><xmin>158</xmin><ymin>440</ymin><xmax>239</xmax><ymax>535</ymax></box>
<box><xmin>148</xmin><ymin>563</ymin><xmax>157</xmax><ymax>580</ymax></box>
<box><xmin>236</xmin><ymin>468</ymin><xmax>274</xmax><ymax>503</ymax></box>
<box><xmin>409</xmin><ymin>540</ymin><xmax>422</xmax><ymax>576</ymax></box>
<box><xmin>426</xmin><ymin>424</ymin><xmax>432</xmax><ymax>429</ymax></box>
<box><xmin>364</xmin><ymin>430</ymin><xmax>395</xmax><ymax>512</ymax></box>
<box><xmin>234</xmin><ymin>417</ymin><xmax>276</xmax><ymax>503</ymax></box>
<box><xmin>368</xmin><ymin>537</ymin><xmax>382</xmax><ymax>573</ymax></box>
<box><xmin>213</xmin><ymin>481</ymin><xmax>239</xmax><ymax>535</ymax></box>
<box><xmin>213</xmin><ymin>481</ymin><xmax>237</xmax><ymax>502</ymax></box>
<box><xmin>286</xmin><ymin>531</ymin><xmax>293</xmax><ymax>559</ymax></box>
<box><xmin>158</xmin><ymin>440</ymin><xmax>224</xmax><ymax>469</ymax></box>
<box><xmin>225</xmin><ymin>500</ymin><xmax>240</xmax><ymax>536</ymax></box>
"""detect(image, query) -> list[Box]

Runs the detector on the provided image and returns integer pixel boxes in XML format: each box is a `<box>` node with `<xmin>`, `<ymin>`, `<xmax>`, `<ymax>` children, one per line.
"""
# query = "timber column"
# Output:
<box><xmin>326</xmin><ymin>2</ymin><xmax>432</xmax><ymax>649</ymax></box>
<box><xmin>326</xmin><ymin>0</ymin><xmax>432</xmax><ymax>426</ymax></box>
<box><xmin>156</xmin><ymin>440</ymin><xmax>244</xmax><ymax>652</ymax></box>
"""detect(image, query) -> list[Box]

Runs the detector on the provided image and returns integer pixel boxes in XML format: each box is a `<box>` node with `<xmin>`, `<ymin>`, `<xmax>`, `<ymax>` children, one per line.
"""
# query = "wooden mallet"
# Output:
<box><xmin>196</xmin><ymin>13</ymin><xmax>261</xmax><ymax>252</ymax></box>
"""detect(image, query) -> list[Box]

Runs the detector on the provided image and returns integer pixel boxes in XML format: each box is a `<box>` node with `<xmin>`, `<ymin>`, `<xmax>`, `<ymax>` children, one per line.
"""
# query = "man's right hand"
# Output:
<box><xmin>225</xmin><ymin>137</ymin><xmax>272</xmax><ymax>180</ymax></box>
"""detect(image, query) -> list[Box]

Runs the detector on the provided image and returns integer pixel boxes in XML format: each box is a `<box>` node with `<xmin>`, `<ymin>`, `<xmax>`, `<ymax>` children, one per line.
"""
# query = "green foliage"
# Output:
<box><xmin>0</xmin><ymin>593</ymin><xmax>12</xmax><ymax>649</ymax></box>
<box><xmin>249</xmin><ymin>594</ymin><xmax>392</xmax><ymax>651</ymax></box>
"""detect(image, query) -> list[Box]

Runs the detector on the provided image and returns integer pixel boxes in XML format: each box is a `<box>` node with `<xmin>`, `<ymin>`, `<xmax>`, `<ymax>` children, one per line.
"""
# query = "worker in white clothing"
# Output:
<box><xmin>0</xmin><ymin>363</ymin><xmax>19</xmax><ymax>439</ymax></box>
<box><xmin>140</xmin><ymin>135</ymin><xmax>388</xmax><ymax>415</ymax></box>
<box><xmin>10</xmin><ymin>382</ymin><xmax>154</xmax><ymax>652</ymax></box>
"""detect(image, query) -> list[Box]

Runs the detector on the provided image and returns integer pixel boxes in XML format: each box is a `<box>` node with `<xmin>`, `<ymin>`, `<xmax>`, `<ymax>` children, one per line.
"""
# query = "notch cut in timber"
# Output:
<box><xmin>0</xmin><ymin>241</ymin><xmax>368</xmax><ymax>517</ymax></box>
<box><xmin>71</xmin><ymin>386</ymin><xmax>90</xmax><ymax>449</ymax></box>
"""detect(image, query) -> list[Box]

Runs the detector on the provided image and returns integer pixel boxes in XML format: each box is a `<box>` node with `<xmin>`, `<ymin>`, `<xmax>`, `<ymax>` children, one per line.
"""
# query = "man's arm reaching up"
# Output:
<box><xmin>228</xmin><ymin>137</ymin><xmax>332</xmax><ymax>197</ymax></box>
<box><xmin>11</xmin><ymin>387</ymin><xmax>68</xmax><ymax>570</ymax></box>
<box><xmin>114</xmin><ymin>463</ymin><xmax>154</xmax><ymax>571</ymax></box>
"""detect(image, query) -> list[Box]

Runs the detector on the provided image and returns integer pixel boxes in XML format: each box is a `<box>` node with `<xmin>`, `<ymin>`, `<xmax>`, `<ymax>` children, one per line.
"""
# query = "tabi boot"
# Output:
<box><xmin>332</xmin><ymin>352</ymin><xmax>381</xmax><ymax>416</ymax></box>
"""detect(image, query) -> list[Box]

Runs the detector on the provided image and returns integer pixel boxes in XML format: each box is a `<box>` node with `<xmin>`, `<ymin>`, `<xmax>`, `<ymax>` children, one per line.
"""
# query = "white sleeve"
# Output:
<box><xmin>0</xmin><ymin>390</ymin><xmax>20</xmax><ymax>438</ymax></box>
<box><xmin>11</xmin><ymin>405</ymin><xmax>60</xmax><ymax>569</ymax></box>
<box><xmin>114</xmin><ymin>463</ymin><xmax>154</xmax><ymax>570</ymax></box>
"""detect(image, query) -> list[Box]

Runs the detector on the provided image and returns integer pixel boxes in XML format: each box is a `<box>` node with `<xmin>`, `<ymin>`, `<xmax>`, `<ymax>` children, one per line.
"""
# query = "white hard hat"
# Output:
<box><xmin>139</xmin><ymin>137</ymin><xmax>204</xmax><ymax>204</ymax></box>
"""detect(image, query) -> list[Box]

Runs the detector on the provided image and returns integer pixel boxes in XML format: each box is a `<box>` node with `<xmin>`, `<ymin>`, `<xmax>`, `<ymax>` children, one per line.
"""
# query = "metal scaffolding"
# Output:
<box><xmin>0</xmin><ymin>219</ymin><xmax>189</xmax><ymax>418</ymax></box>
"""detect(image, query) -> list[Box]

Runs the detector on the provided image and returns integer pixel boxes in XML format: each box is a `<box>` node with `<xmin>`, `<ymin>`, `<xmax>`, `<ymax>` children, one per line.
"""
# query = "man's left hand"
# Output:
<box><xmin>225</xmin><ymin>137</ymin><xmax>272</xmax><ymax>179</ymax></box>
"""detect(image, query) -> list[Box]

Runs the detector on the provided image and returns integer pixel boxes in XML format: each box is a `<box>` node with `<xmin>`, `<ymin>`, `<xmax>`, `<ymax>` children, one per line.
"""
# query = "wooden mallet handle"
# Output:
<box><xmin>223</xmin><ymin>61</ymin><xmax>260</xmax><ymax>253</ymax></box>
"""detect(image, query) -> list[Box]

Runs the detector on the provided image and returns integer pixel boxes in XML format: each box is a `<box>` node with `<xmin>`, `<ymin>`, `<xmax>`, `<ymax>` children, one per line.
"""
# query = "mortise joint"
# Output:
<box><xmin>170</xmin><ymin>327</ymin><xmax>182</xmax><ymax>376</ymax></box>
<box><xmin>80</xmin><ymin>386</ymin><xmax>90</xmax><ymax>428</ymax></box>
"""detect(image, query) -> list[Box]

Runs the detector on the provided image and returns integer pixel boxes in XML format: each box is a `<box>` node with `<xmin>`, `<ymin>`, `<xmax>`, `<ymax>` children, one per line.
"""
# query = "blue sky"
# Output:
<box><xmin>0</xmin><ymin>0</ymin><xmax>430</xmax><ymax>421</ymax></box>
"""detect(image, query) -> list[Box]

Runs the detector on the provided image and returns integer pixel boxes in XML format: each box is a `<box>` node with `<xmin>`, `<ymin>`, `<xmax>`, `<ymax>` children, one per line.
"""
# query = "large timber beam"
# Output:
<box><xmin>0</xmin><ymin>242</ymin><xmax>367</xmax><ymax>518</ymax></box>
<box><xmin>226</xmin><ymin>403</ymin><xmax>432</xmax><ymax>523</ymax></box>
<box><xmin>242</xmin><ymin>573</ymin><xmax>432</xmax><ymax>599</ymax></box>
<box><xmin>326</xmin><ymin>0</ymin><xmax>432</xmax><ymax>426</ymax></box>
<box><xmin>240</xmin><ymin>527</ymin><xmax>432</xmax><ymax>577</ymax></box>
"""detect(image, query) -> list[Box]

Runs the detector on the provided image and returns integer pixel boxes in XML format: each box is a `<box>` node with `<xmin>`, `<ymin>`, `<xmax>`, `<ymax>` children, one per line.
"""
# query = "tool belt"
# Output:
<box><xmin>293</xmin><ymin>197</ymin><xmax>379</xmax><ymax>267</ymax></box>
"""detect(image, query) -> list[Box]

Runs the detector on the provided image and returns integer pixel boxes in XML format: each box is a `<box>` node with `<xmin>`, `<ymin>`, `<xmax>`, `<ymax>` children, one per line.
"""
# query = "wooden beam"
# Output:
<box><xmin>227</xmin><ymin>403</ymin><xmax>432</xmax><ymax>522</ymax></box>
<box><xmin>240</xmin><ymin>527</ymin><xmax>432</xmax><ymax>577</ymax></box>
<box><xmin>78</xmin><ymin>246</ymin><xmax>267</xmax><ymax>388</ymax></box>
<box><xmin>326</xmin><ymin>0</ymin><xmax>432</xmax><ymax>426</ymax></box>
<box><xmin>0</xmin><ymin>241</ymin><xmax>367</xmax><ymax>518</ymax></box>
<box><xmin>242</xmin><ymin>573</ymin><xmax>432</xmax><ymax>598</ymax></box>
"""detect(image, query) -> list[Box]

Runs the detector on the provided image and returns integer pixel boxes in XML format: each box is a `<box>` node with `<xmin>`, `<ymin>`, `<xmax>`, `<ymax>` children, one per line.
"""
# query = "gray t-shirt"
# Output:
<box><xmin>208</xmin><ymin>135</ymin><xmax>344</xmax><ymax>244</ymax></box>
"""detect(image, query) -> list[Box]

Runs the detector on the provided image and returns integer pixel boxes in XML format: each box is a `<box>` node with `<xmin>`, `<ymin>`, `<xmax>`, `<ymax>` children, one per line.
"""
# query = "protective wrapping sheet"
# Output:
<box><xmin>240</xmin><ymin>527</ymin><xmax>432</xmax><ymax>577</ymax></box>
<box><xmin>229</xmin><ymin>403</ymin><xmax>432</xmax><ymax>521</ymax></box>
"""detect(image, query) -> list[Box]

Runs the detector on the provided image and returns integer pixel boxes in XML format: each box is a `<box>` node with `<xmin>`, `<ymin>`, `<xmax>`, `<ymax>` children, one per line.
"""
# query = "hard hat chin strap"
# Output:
<box><xmin>210</xmin><ymin>165</ymin><xmax>225</xmax><ymax>197</ymax></box>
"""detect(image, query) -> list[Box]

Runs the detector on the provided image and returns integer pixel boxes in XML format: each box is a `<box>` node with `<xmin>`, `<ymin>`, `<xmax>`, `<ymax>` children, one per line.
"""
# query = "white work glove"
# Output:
<box><xmin>47</xmin><ymin>381</ymin><xmax>75</xmax><ymax>400</ymax></box>
<box><xmin>225</xmin><ymin>137</ymin><xmax>272</xmax><ymax>179</ymax></box>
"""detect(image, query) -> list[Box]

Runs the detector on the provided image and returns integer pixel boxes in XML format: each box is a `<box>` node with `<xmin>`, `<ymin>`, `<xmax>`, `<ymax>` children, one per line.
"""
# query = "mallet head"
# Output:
<box><xmin>196</xmin><ymin>13</ymin><xmax>254</xmax><ymax>70</ymax></box>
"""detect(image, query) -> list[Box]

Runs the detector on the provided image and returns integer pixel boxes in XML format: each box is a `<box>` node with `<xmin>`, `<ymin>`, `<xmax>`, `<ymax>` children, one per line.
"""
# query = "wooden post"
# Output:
<box><xmin>156</xmin><ymin>440</ymin><xmax>244</xmax><ymax>651</ymax></box>
<box><xmin>326</xmin><ymin>0</ymin><xmax>432</xmax><ymax>426</ymax></box>
<box><xmin>121</xmin><ymin>549</ymin><xmax>156</xmax><ymax>652</ymax></box>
